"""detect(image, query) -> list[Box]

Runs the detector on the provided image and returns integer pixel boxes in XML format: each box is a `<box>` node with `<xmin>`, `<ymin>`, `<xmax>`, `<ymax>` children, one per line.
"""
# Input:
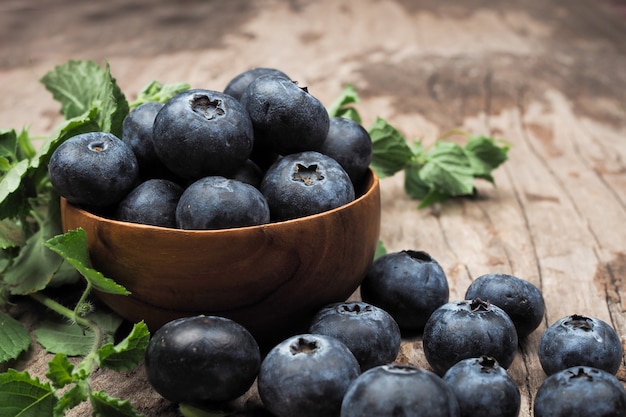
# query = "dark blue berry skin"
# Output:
<box><xmin>340</xmin><ymin>363</ymin><xmax>460</xmax><ymax>417</ymax></box>
<box><xmin>114</xmin><ymin>179</ymin><xmax>184</xmax><ymax>228</ymax></box>
<box><xmin>176</xmin><ymin>176</ymin><xmax>270</xmax><ymax>230</ymax></box>
<box><xmin>223</xmin><ymin>67</ymin><xmax>290</xmax><ymax>101</ymax></box>
<box><xmin>318</xmin><ymin>117</ymin><xmax>372</xmax><ymax>184</ymax></box>
<box><xmin>260</xmin><ymin>151</ymin><xmax>355</xmax><ymax>221</ymax></box>
<box><xmin>144</xmin><ymin>315</ymin><xmax>261</xmax><ymax>404</ymax></box>
<box><xmin>538</xmin><ymin>314</ymin><xmax>623</xmax><ymax>376</ymax></box>
<box><xmin>229</xmin><ymin>159</ymin><xmax>264</xmax><ymax>189</ymax></box>
<box><xmin>48</xmin><ymin>132</ymin><xmax>139</xmax><ymax>208</ymax></box>
<box><xmin>442</xmin><ymin>356</ymin><xmax>521</xmax><ymax>417</ymax></box>
<box><xmin>258</xmin><ymin>334</ymin><xmax>361</xmax><ymax>417</ymax></box>
<box><xmin>241</xmin><ymin>75</ymin><xmax>330</xmax><ymax>155</ymax></box>
<box><xmin>360</xmin><ymin>250</ymin><xmax>449</xmax><ymax>332</ymax></box>
<box><xmin>534</xmin><ymin>366</ymin><xmax>626</xmax><ymax>417</ymax></box>
<box><xmin>422</xmin><ymin>299</ymin><xmax>518</xmax><ymax>375</ymax></box>
<box><xmin>152</xmin><ymin>89</ymin><xmax>254</xmax><ymax>180</ymax></box>
<box><xmin>465</xmin><ymin>273</ymin><xmax>545</xmax><ymax>339</ymax></box>
<box><xmin>309</xmin><ymin>301</ymin><xmax>401</xmax><ymax>371</ymax></box>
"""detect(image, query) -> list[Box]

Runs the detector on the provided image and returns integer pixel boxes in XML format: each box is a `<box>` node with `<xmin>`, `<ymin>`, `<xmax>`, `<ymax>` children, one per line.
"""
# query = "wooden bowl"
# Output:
<box><xmin>61</xmin><ymin>169</ymin><xmax>380</xmax><ymax>346</ymax></box>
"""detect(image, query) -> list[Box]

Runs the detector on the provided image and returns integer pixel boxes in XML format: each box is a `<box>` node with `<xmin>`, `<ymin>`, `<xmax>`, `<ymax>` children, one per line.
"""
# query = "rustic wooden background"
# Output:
<box><xmin>1</xmin><ymin>0</ymin><xmax>625</xmax><ymax>416</ymax></box>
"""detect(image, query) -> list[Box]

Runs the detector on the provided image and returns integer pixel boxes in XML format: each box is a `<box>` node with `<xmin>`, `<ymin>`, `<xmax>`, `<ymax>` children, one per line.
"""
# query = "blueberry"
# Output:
<box><xmin>258</xmin><ymin>334</ymin><xmax>361</xmax><ymax>417</ymax></box>
<box><xmin>144</xmin><ymin>315</ymin><xmax>261</xmax><ymax>404</ymax></box>
<box><xmin>534</xmin><ymin>366</ymin><xmax>626</xmax><ymax>417</ymax></box>
<box><xmin>309</xmin><ymin>301</ymin><xmax>401</xmax><ymax>371</ymax></box>
<box><xmin>241</xmin><ymin>75</ymin><xmax>330</xmax><ymax>155</ymax></box>
<box><xmin>152</xmin><ymin>89</ymin><xmax>254</xmax><ymax>180</ymax></box>
<box><xmin>228</xmin><ymin>159</ymin><xmax>264</xmax><ymax>189</ymax></box>
<box><xmin>114</xmin><ymin>179</ymin><xmax>184</xmax><ymax>228</ymax></box>
<box><xmin>48</xmin><ymin>132</ymin><xmax>139</xmax><ymax>208</ymax></box>
<box><xmin>340</xmin><ymin>363</ymin><xmax>460</xmax><ymax>417</ymax></box>
<box><xmin>260</xmin><ymin>151</ymin><xmax>355</xmax><ymax>221</ymax></box>
<box><xmin>538</xmin><ymin>314</ymin><xmax>623</xmax><ymax>375</ymax></box>
<box><xmin>422</xmin><ymin>299</ymin><xmax>518</xmax><ymax>375</ymax></box>
<box><xmin>442</xmin><ymin>356</ymin><xmax>521</xmax><ymax>417</ymax></box>
<box><xmin>464</xmin><ymin>273</ymin><xmax>545</xmax><ymax>338</ymax></box>
<box><xmin>318</xmin><ymin>117</ymin><xmax>372</xmax><ymax>184</ymax></box>
<box><xmin>176</xmin><ymin>176</ymin><xmax>270</xmax><ymax>230</ymax></box>
<box><xmin>223</xmin><ymin>67</ymin><xmax>290</xmax><ymax>101</ymax></box>
<box><xmin>360</xmin><ymin>250</ymin><xmax>449</xmax><ymax>332</ymax></box>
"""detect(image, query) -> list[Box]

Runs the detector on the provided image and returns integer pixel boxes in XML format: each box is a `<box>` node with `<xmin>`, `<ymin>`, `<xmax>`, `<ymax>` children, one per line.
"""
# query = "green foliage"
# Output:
<box><xmin>0</xmin><ymin>312</ymin><xmax>31</xmax><ymax>365</ymax></box>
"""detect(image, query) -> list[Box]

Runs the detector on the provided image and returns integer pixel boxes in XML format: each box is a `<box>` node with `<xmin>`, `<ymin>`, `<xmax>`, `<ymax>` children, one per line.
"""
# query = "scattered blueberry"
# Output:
<box><xmin>340</xmin><ymin>363</ymin><xmax>460</xmax><ymax>417</ymax></box>
<box><xmin>309</xmin><ymin>301</ymin><xmax>401</xmax><ymax>371</ymax></box>
<box><xmin>465</xmin><ymin>273</ymin><xmax>545</xmax><ymax>338</ymax></box>
<box><xmin>48</xmin><ymin>131</ymin><xmax>139</xmax><ymax>208</ymax></box>
<box><xmin>442</xmin><ymin>356</ymin><xmax>521</xmax><ymax>417</ymax></box>
<box><xmin>113</xmin><ymin>178</ymin><xmax>183</xmax><ymax>228</ymax></box>
<box><xmin>534</xmin><ymin>366</ymin><xmax>626</xmax><ymax>417</ymax></box>
<box><xmin>176</xmin><ymin>176</ymin><xmax>270</xmax><ymax>230</ymax></box>
<box><xmin>318</xmin><ymin>117</ymin><xmax>372</xmax><ymax>184</ymax></box>
<box><xmin>260</xmin><ymin>151</ymin><xmax>355</xmax><ymax>221</ymax></box>
<box><xmin>360</xmin><ymin>250</ymin><xmax>449</xmax><ymax>332</ymax></box>
<box><xmin>152</xmin><ymin>89</ymin><xmax>254</xmax><ymax>180</ymax></box>
<box><xmin>223</xmin><ymin>67</ymin><xmax>290</xmax><ymax>101</ymax></box>
<box><xmin>228</xmin><ymin>159</ymin><xmax>264</xmax><ymax>189</ymax></box>
<box><xmin>241</xmin><ymin>75</ymin><xmax>330</xmax><ymax>155</ymax></box>
<box><xmin>258</xmin><ymin>333</ymin><xmax>361</xmax><ymax>417</ymax></box>
<box><xmin>422</xmin><ymin>298</ymin><xmax>518</xmax><ymax>375</ymax></box>
<box><xmin>538</xmin><ymin>314</ymin><xmax>623</xmax><ymax>375</ymax></box>
<box><xmin>144</xmin><ymin>315</ymin><xmax>261</xmax><ymax>404</ymax></box>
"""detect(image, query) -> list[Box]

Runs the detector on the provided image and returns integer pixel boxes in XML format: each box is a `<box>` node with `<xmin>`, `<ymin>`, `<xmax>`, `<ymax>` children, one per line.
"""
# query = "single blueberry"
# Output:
<box><xmin>442</xmin><ymin>356</ymin><xmax>521</xmax><ymax>417</ymax></box>
<box><xmin>318</xmin><ymin>117</ymin><xmax>372</xmax><ymax>184</ymax></box>
<box><xmin>534</xmin><ymin>366</ymin><xmax>626</xmax><ymax>417</ymax></box>
<box><xmin>340</xmin><ymin>363</ymin><xmax>460</xmax><ymax>417</ymax></box>
<box><xmin>538</xmin><ymin>314</ymin><xmax>623</xmax><ymax>375</ymax></box>
<box><xmin>48</xmin><ymin>132</ymin><xmax>139</xmax><ymax>208</ymax></box>
<box><xmin>260</xmin><ymin>151</ymin><xmax>355</xmax><ymax>221</ymax></box>
<box><xmin>422</xmin><ymin>298</ymin><xmax>519</xmax><ymax>375</ymax></box>
<box><xmin>152</xmin><ymin>89</ymin><xmax>254</xmax><ymax>180</ymax></box>
<box><xmin>258</xmin><ymin>333</ymin><xmax>361</xmax><ymax>417</ymax></box>
<box><xmin>223</xmin><ymin>67</ymin><xmax>290</xmax><ymax>101</ymax></box>
<box><xmin>114</xmin><ymin>179</ymin><xmax>184</xmax><ymax>228</ymax></box>
<box><xmin>241</xmin><ymin>75</ymin><xmax>330</xmax><ymax>155</ymax></box>
<box><xmin>309</xmin><ymin>301</ymin><xmax>401</xmax><ymax>371</ymax></box>
<box><xmin>465</xmin><ymin>273</ymin><xmax>545</xmax><ymax>339</ymax></box>
<box><xmin>360</xmin><ymin>250</ymin><xmax>450</xmax><ymax>332</ymax></box>
<box><xmin>228</xmin><ymin>159</ymin><xmax>264</xmax><ymax>189</ymax></box>
<box><xmin>176</xmin><ymin>176</ymin><xmax>270</xmax><ymax>230</ymax></box>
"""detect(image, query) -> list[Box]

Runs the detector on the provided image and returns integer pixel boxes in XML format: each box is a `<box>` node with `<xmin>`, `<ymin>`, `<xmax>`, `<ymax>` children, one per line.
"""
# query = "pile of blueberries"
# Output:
<box><xmin>145</xmin><ymin>250</ymin><xmax>626</xmax><ymax>417</ymax></box>
<box><xmin>48</xmin><ymin>67</ymin><xmax>373</xmax><ymax>228</ymax></box>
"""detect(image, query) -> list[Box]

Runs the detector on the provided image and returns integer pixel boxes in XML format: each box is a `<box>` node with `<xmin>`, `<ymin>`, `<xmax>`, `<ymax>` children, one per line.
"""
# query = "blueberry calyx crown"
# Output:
<box><xmin>88</xmin><ymin>141</ymin><xmax>107</xmax><ymax>152</ymax></box>
<box><xmin>382</xmin><ymin>363</ymin><xmax>421</xmax><ymax>375</ymax></box>
<box><xmin>290</xmin><ymin>337</ymin><xmax>319</xmax><ymax>355</ymax></box>
<box><xmin>292</xmin><ymin>164</ymin><xmax>324</xmax><ymax>186</ymax></box>
<box><xmin>564</xmin><ymin>314</ymin><xmax>594</xmax><ymax>331</ymax></box>
<box><xmin>477</xmin><ymin>355</ymin><xmax>498</xmax><ymax>372</ymax></box>
<box><xmin>566</xmin><ymin>366</ymin><xmax>596</xmax><ymax>381</ymax></box>
<box><xmin>469</xmin><ymin>298</ymin><xmax>491</xmax><ymax>312</ymax></box>
<box><xmin>404</xmin><ymin>250</ymin><xmax>434</xmax><ymax>263</ymax></box>
<box><xmin>339</xmin><ymin>303</ymin><xmax>373</xmax><ymax>315</ymax></box>
<box><xmin>191</xmin><ymin>94</ymin><xmax>225</xmax><ymax>120</ymax></box>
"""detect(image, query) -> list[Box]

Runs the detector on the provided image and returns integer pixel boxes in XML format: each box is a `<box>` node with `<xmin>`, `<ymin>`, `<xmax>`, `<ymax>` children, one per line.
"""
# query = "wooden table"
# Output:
<box><xmin>2</xmin><ymin>0</ymin><xmax>625</xmax><ymax>415</ymax></box>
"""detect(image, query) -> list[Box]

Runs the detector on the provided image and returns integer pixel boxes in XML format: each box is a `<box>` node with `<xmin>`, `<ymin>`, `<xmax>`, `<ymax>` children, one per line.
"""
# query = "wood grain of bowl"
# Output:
<box><xmin>61</xmin><ymin>169</ymin><xmax>381</xmax><ymax>347</ymax></box>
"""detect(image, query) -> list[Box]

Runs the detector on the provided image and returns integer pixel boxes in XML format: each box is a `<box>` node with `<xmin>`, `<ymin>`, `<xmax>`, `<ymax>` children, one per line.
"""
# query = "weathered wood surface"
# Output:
<box><xmin>1</xmin><ymin>0</ymin><xmax>625</xmax><ymax>416</ymax></box>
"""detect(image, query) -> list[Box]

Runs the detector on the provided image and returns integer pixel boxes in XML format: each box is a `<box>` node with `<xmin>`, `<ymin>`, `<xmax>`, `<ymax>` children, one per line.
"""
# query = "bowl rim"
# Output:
<box><xmin>61</xmin><ymin>168</ymin><xmax>380</xmax><ymax>234</ymax></box>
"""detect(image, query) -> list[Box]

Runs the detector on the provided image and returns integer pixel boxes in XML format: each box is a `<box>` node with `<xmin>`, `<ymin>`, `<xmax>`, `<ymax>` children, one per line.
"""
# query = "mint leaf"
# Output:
<box><xmin>419</xmin><ymin>141</ymin><xmax>475</xmax><ymax>197</ymax></box>
<box><xmin>463</xmin><ymin>135</ymin><xmax>510</xmax><ymax>183</ymax></box>
<box><xmin>0</xmin><ymin>369</ymin><xmax>58</xmax><ymax>417</ymax></box>
<box><xmin>327</xmin><ymin>84</ymin><xmax>362</xmax><ymax>124</ymax></box>
<box><xmin>34</xmin><ymin>320</ymin><xmax>96</xmax><ymax>357</ymax></box>
<box><xmin>0</xmin><ymin>159</ymin><xmax>31</xmax><ymax>220</ymax></box>
<box><xmin>90</xmin><ymin>390</ymin><xmax>143</xmax><ymax>417</ymax></box>
<box><xmin>374</xmin><ymin>240</ymin><xmax>387</xmax><ymax>261</ymax></box>
<box><xmin>40</xmin><ymin>60</ymin><xmax>128</xmax><ymax>137</ymax></box>
<box><xmin>97</xmin><ymin>321</ymin><xmax>150</xmax><ymax>371</ymax></box>
<box><xmin>403</xmin><ymin>162</ymin><xmax>431</xmax><ymax>200</ymax></box>
<box><xmin>44</xmin><ymin>228</ymin><xmax>130</xmax><ymax>295</ymax></box>
<box><xmin>46</xmin><ymin>353</ymin><xmax>75</xmax><ymax>388</ymax></box>
<box><xmin>129</xmin><ymin>80</ymin><xmax>190</xmax><ymax>110</ymax></box>
<box><xmin>368</xmin><ymin>117</ymin><xmax>414</xmax><ymax>178</ymax></box>
<box><xmin>0</xmin><ymin>311</ymin><xmax>31</xmax><ymax>364</ymax></box>
<box><xmin>0</xmin><ymin>217</ymin><xmax>25</xmax><ymax>249</ymax></box>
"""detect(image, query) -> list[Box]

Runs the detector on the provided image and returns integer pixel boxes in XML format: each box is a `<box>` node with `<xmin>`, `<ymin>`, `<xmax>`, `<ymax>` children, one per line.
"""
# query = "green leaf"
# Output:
<box><xmin>0</xmin><ymin>159</ymin><xmax>32</xmax><ymax>220</ymax></box>
<box><xmin>90</xmin><ymin>390</ymin><xmax>143</xmax><ymax>417</ymax></box>
<box><xmin>34</xmin><ymin>320</ymin><xmax>96</xmax><ymax>357</ymax></box>
<box><xmin>53</xmin><ymin>379</ymin><xmax>89</xmax><ymax>417</ymax></box>
<box><xmin>463</xmin><ymin>135</ymin><xmax>510</xmax><ymax>183</ymax></box>
<box><xmin>46</xmin><ymin>354</ymin><xmax>75</xmax><ymax>389</ymax></box>
<box><xmin>0</xmin><ymin>311</ymin><xmax>31</xmax><ymax>365</ymax></box>
<box><xmin>368</xmin><ymin>117</ymin><xmax>414</xmax><ymax>178</ymax></box>
<box><xmin>417</xmin><ymin>188</ymin><xmax>451</xmax><ymax>209</ymax></box>
<box><xmin>403</xmin><ymin>163</ymin><xmax>431</xmax><ymax>200</ymax></box>
<box><xmin>97</xmin><ymin>321</ymin><xmax>150</xmax><ymax>371</ymax></box>
<box><xmin>0</xmin><ymin>369</ymin><xmax>58</xmax><ymax>417</ymax></box>
<box><xmin>419</xmin><ymin>141</ymin><xmax>475</xmax><ymax>197</ymax></box>
<box><xmin>0</xmin><ymin>129</ymin><xmax>18</xmax><ymax>168</ymax></box>
<box><xmin>40</xmin><ymin>60</ymin><xmax>128</xmax><ymax>137</ymax></box>
<box><xmin>44</xmin><ymin>228</ymin><xmax>130</xmax><ymax>296</ymax></box>
<box><xmin>129</xmin><ymin>80</ymin><xmax>190</xmax><ymax>110</ymax></box>
<box><xmin>327</xmin><ymin>84</ymin><xmax>362</xmax><ymax>124</ymax></box>
<box><xmin>374</xmin><ymin>240</ymin><xmax>387</xmax><ymax>261</ymax></box>
<box><xmin>0</xmin><ymin>217</ymin><xmax>25</xmax><ymax>250</ymax></box>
